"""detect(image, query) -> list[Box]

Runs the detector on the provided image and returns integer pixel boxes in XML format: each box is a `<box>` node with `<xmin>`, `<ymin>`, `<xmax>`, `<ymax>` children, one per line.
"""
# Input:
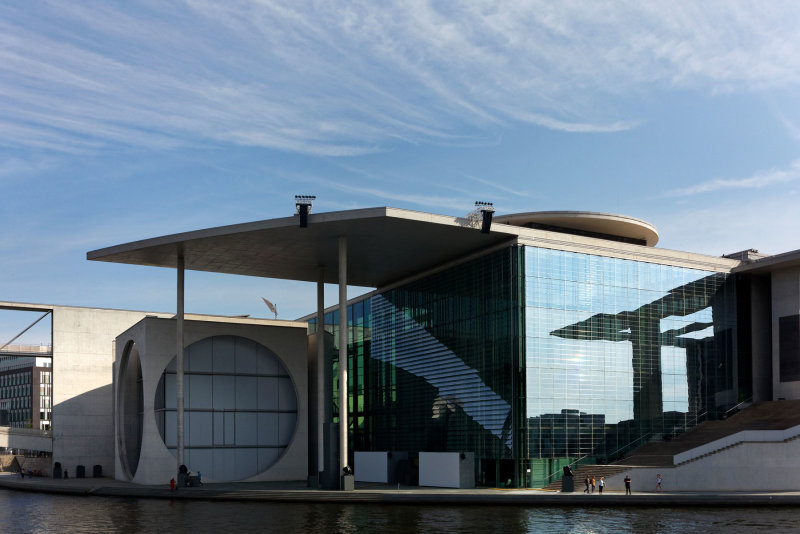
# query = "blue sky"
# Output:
<box><xmin>3</xmin><ymin>1</ymin><xmax>800</xmax><ymax>342</ymax></box>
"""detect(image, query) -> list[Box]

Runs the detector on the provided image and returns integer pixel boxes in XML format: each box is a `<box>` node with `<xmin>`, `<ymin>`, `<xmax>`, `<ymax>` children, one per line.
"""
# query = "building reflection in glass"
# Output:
<box><xmin>525</xmin><ymin>248</ymin><xmax>739</xmax><ymax>463</ymax></box>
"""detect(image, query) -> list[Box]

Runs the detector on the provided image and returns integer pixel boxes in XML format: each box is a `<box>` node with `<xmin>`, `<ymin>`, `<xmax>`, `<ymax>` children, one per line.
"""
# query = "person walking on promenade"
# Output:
<box><xmin>598</xmin><ymin>476</ymin><xmax>605</xmax><ymax>494</ymax></box>
<box><xmin>583</xmin><ymin>475</ymin><xmax>590</xmax><ymax>493</ymax></box>
<box><xmin>655</xmin><ymin>473</ymin><xmax>663</xmax><ymax>492</ymax></box>
<box><xmin>624</xmin><ymin>474</ymin><xmax>632</xmax><ymax>495</ymax></box>
<box><xmin>590</xmin><ymin>475</ymin><xmax>596</xmax><ymax>493</ymax></box>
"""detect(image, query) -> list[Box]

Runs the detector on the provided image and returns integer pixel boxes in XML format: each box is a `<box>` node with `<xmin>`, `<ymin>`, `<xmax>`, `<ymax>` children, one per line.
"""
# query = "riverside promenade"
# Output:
<box><xmin>2</xmin><ymin>474</ymin><xmax>800</xmax><ymax>507</ymax></box>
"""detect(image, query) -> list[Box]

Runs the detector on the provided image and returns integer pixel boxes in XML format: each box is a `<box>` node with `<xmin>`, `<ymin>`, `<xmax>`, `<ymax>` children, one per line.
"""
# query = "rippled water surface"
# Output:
<box><xmin>2</xmin><ymin>490</ymin><xmax>800</xmax><ymax>533</ymax></box>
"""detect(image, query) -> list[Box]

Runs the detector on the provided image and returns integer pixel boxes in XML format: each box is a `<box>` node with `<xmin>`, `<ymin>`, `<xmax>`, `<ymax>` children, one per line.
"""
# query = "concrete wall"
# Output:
<box><xmin>355</xmin><ymin>451</ymin><xmax>390</xmax><ymax>483</ymax></box>
<box><xmin>771</xmin><ymin>268</ymin><xmax>800</xmax><ymax>400</ymax></box>
<box><xmin>115</xmin><ymin>317</ymin><xmax>308</xmax><ymax>485</ymax></box>
<box><xmin>354</xmin><ymin>451</ymin><xmax>408</xmax><ymax>484</ymax></box>
<box><xmin>419</xmin><ymin>452</ymin><xmax>475</xmax><ymax>489</ymax></box>
<box><xmin>0</xmin><ymin>427</ymin><xmax>52</xmax><ymax>453</ymax></box>
<box><xmin>52</xmin><ymin>306</ymin><xmax>157</xmax><ymax>479</ymax></box>
<box><xmin>607</xmin><ymin>438</ymin><xmax>800</xmax><ymax>492</ymax></box>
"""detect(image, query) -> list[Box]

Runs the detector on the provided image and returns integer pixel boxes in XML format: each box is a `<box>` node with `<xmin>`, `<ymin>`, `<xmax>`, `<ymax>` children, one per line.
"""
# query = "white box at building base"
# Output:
<box><xmin>418</xmin><ymin>452</ymin><xmax>475</xmax><ymax>489</ymax></box>
<box><xmin>354</xmin><ymin>451</ymin><xmax>408</xmax><ymax>483</ymax></box>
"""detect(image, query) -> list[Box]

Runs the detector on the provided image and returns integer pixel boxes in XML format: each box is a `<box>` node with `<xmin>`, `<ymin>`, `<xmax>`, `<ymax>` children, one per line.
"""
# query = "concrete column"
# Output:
<box><xmin>176</xmin><ymin>254</ymin><xmax>185</xmax><ymax>469</ymax></box>
<box><xmin>317</xmin><ymin>266</ymin><xmax>325</xmax><ymax>472</ymax></box>
<box><xmin>338</xmin><ymin>236</ymin><xmax>348</xmax><ymax>480</ymax></box>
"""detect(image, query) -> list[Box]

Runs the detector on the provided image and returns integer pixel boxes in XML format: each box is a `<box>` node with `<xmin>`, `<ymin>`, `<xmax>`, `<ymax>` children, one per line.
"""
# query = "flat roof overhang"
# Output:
<box><xmin>87</xmin><ymin>207</ymin><xmax>518</xmax><ymax>288</ymax></box>
<box><xmin>733</xmin><ymin>249</ymin><xmax>800</xmax><ymax>275</ymax></box>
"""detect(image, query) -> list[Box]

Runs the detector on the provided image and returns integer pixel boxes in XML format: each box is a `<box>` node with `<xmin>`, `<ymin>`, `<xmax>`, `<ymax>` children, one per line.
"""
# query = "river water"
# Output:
<box><xmin>2</xmin><ymin>490</ymin><xmax>800</xmax><ymax>533</ymax></box>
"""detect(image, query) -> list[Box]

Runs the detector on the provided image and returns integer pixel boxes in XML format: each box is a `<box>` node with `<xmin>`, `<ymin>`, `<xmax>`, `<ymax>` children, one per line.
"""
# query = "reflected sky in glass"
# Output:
<box><xmin>525</xmin><ymin>248</ymin><xmax>718</xmax><ymax>425</ymax></box>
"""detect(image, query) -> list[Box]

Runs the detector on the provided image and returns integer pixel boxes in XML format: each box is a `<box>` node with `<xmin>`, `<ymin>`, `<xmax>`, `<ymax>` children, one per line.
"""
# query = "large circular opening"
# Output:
<box><xmin>117</xmin><ymin>340</ymin><xmax>143</xmax><ymax>480</ymax></box>
<box><xmin>154</xmin><ymin>335</ymin><xmax>298</xmax><ymax>482</ymax></box>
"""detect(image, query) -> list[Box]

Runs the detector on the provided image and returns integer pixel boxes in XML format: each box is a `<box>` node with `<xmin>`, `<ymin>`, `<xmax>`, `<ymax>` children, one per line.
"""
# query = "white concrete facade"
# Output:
<box><xmin>0</xmin><ymin>427</ymin><xmax>52</xmax><ymax>452</ymax></box>
<box><xmin>114</xmin><ymin>316</ymin><xmax>308</xmax><ymax>485</ymax></box>
<box><xmin>47</xmin><ymin>305</ymin><xmax>164</xmax><ymax>478</ymax></box>
<box><xmin>354</xmin><ymin>451</ymin><xmax>408</xmax><ymax>483</ymax></box>
<box><xmin>418</xmin><ymin>452</ymin><xmax>475</xmax><ymax>489</ymax></box>
<box><xmin>608</xmin><ymin>434</ymin><xmax>800</xmax><ymax>492</ymax></box>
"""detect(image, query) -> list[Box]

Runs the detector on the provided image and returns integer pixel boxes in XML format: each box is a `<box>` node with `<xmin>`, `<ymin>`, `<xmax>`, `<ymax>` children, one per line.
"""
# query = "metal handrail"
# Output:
<box><xmin>723</xmin><ymin>397</ymin><xmax>753</xmax><ymax>417</ymax></box>
<box><xmin>605</xmin><ymin>432</ymin><xmax>654</xmax><ymax>461</ymax></box>
<box><xmin>543</xmin><ymin>453</ymin><xmax>594</xmax><ymax>485</ymax></box>
<box><xmin>667</xmin><ymin>410</ymin><xmax>708</xmax><ymax>437</ymax></box>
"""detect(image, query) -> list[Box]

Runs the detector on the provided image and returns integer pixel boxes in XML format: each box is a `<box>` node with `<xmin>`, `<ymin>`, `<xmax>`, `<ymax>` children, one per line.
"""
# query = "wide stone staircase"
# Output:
<box><xmin>543</xmin><ymin>400</ymin><xmax>800</xmax><ymax>489</ymax></box>
<box><xmin>617</xmin><ymin>400</ymin><xmax>800</xmax><ymax>467</ymax></box>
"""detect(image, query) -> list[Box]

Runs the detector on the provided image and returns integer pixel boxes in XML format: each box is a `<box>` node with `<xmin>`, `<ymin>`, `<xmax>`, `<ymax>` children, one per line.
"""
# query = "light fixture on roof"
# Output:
<box><xmin>475</xmin><ymin>201</ymin><xmax>495</xmax><ymax>234</ymax></box>
<box><xmin>295</xmin><ymin>195</ymin><xmax>316</xmax><ymax>228</ymax></box>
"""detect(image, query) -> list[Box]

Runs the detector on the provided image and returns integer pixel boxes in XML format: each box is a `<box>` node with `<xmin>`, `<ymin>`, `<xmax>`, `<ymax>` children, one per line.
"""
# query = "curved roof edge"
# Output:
<box><xmin>494</xmin><ymin>211</ymin><xmax>659</xmax><ymax>247</ymax></box>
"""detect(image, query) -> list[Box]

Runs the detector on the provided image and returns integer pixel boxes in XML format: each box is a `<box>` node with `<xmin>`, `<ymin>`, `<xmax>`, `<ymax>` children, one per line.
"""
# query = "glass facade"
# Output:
<box><xmin>311</xmin><ymin>247</ymin><xmax>525</xmax><ymax>486</ymax></box>
<box><xmin>311</xmin><ymin>244</ymin><xmax>741</xmax><ymax>488</ymax></box>
<box><xmin>524</xmin><ymin>247</ymin><xmax>739</xmax><ymax>486</ymax></box>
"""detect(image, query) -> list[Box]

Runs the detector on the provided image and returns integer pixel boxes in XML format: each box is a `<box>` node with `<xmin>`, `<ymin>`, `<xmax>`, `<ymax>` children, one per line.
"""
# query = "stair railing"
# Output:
<box><xmin>542</xmin><ymin>454</ymin><xmax>594</xmax><ymax>486</ymax></box>
<box><xmin>722</xmin><ymin>397</ymin><xmax>753</xmax><ymax>418</ymax></box>
<box><xmin>605</xmin><ymin>432</ymin><xmax>655</xmax><ymax>463</ymax></box>
<box><xmin>668</xmin><ymin>410</ymin><xmax>708</xmax><ymax>437</ymax></box>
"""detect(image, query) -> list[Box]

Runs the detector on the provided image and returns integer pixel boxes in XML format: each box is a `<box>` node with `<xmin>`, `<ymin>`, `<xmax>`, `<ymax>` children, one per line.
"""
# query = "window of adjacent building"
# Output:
<box><xmin>780</xmin><ymin>315</ymin><xmax>800</xmax><ymax>382</ymax></box>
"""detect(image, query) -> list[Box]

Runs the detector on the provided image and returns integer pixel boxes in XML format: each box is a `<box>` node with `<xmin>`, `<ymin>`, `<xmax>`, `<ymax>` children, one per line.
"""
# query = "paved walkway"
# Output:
<box><xmin>2</xmin><ymin>474</ymin><xmax>799</xmax><ymax>506</ymax></box>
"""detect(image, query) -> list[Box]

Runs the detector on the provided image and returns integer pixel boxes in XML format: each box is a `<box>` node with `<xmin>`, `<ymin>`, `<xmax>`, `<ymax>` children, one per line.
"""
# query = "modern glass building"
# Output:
<box><xmin>310</xmin><ymin>240</ymin><xmax>743</xmax><ymax>488</ymax></box>
<box><xmin>94</xmin><ymin>205</ymin><xmax>784</xmax><ymax>489</ymax></box>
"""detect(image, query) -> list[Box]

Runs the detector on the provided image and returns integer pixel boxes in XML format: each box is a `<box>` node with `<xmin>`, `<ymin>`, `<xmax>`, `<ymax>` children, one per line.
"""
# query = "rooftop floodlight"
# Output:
<box><xmin>475</xmin><ymin>201</ymin><xmax>495</xmax><ymax>234</ymax></box>
<box><xmin>295</xmin><ymin>195</ymin><xmax>316</xmax><ymax>228</ymax></box>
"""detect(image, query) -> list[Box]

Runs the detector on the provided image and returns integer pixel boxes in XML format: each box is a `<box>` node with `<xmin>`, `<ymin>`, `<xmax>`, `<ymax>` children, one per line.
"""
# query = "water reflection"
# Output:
<box><xmin>2</xmin><ymin>491</ymin><xmax>800</xmax><ymax>534</ymax></box>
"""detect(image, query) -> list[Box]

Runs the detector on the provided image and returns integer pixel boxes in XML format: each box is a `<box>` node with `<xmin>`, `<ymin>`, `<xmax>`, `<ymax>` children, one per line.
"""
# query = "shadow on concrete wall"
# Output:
<box><xmin>50</xmin><ymin>383</ymin><xmax>115</xmax><ymax>478</ymax></box>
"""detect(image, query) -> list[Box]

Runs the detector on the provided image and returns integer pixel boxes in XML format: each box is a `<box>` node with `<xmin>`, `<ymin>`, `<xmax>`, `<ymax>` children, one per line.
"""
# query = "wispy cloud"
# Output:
<box><xmin>462</xmin><ymin>173</ymin><xmax>531</xmax><ymax>197</ymax></box>
<box><xmin>0</xmin><ymin>156</ymin><xmax>54</xmax><ymax>179</ymax></box>
<box><xmin>667</xmin><ymin>159</ymin><xmax>800</xmax><ymax>196</ymax></box>
<box><xmin>655</xmin><ymin>191</ymin><xmax>800</xmax><ymax>256</ymax></box>
<box><xmin>779</xmin><ymin>115</ymin><xmax>800</xmax><ymax>142</ymax></box>
<box><xmin>2</xmin><ymin>2</ymin><xmax>800</xmax><ymax>155</ymax></box>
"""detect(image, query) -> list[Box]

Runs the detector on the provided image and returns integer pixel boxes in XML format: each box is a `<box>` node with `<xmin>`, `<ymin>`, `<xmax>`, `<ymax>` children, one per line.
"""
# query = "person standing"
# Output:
<box><xmin>598</xmin><ymin>476</ymin><xmax>605</xmax><ymax>494</ymax></box>
<box><xmin>624</xmin><ymin>474</ymin><xmax>632</xmax><ymax>495</ymax></box>
<box><xmin>583</xmin><ymin>475</ymin><xmax>590</xmax><ymax>493</ymax></box>
<box><xmin>655</xmin><ymin>473</ymin><xmax>663</xmax><ymax>492</ymax></box>
<box><xmin>590</xmin><ymin>475</ymin><xmax>596</xmax><ymax>493</ymax></box>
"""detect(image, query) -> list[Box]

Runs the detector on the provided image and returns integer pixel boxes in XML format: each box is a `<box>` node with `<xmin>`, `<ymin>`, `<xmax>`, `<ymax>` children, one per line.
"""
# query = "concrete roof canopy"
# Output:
<box><xmin>87</xmin><ymin>207</ymin><xmax>519</xmax><ymax>288</ymax></box>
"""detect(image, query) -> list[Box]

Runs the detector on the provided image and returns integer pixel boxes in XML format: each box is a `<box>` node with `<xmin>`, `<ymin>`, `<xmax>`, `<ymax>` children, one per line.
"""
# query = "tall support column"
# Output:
<box><xmin>317</xmin><ymin>266</ymin><xmax>326</xmax><ymax>473</ymax></box>
<box><xmin>176</xmin><ymin>254</ymin><xmax>185</xmax><ymax>469</ymax></box>
<box><xmin>338</xmin><ymin>236</ymin><xmax>348</xmax><ymax>481</ymax></box>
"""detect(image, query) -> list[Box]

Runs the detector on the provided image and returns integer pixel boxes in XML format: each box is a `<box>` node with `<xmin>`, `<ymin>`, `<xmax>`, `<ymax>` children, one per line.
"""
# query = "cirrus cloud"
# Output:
<box><xmin>1</xmin><ymin>1</ymin><xmax>800</xmax><ymax>155</ymax></box>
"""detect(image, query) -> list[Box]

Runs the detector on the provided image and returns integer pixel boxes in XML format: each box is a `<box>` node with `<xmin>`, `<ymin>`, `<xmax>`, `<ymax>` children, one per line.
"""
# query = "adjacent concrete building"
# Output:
<box><xmin>114</xmin><ymin>316</ymin><xmax>308</xmax><ymax>485</ymax></box>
